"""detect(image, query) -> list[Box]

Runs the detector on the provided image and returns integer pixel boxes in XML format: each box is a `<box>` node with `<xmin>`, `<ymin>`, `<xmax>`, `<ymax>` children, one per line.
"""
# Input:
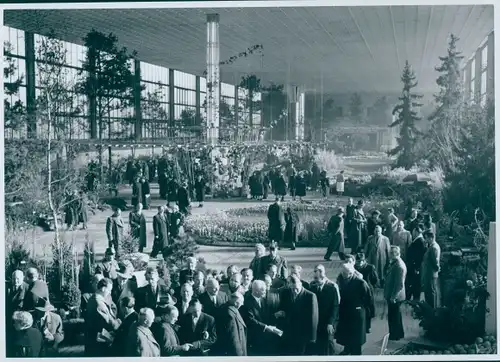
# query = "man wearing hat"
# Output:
<box><xmin>23</xmin><ymin>268</ymin><xmax>50</xmax><ymax>313</ymax></box>
<box><xmin>95</xmin><ymin>248</ymin><xmax>119</xmax><ymax>280</ymax></box>
<box><xmin>112</xmin><ymin>261</ymin><xmax>137</xmax><ymax>307</ymax></box>
<box><xmin>135</xmin><ymin>267</ymin><xmax>173</xmax><ymax>311</ymax></box>
<box><xmin>31</xmin><ymin>298</ymin><xmax>64</xmax><ymax>356</ymax></box>
<box><xmin>324</xmin><ymin>207</ymin><xmax>346</xmax><ymax>261</ymax></box>
<box><xmin>106</xmin><ymin>207</ymin><xmax>124</xmax><ymax>258</ymax></box>
<box><xmin>151</xmin><ymin>304</ymin><xmax>192</xmax><ymax>356</ymax></box>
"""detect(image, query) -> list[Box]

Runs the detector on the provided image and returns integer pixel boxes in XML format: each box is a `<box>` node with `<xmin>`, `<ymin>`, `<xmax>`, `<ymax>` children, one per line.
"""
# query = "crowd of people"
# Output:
<box><xmin>6</xmin><ymin>198</ymin><xmax>441</xmax><ymax>357</ymax></box>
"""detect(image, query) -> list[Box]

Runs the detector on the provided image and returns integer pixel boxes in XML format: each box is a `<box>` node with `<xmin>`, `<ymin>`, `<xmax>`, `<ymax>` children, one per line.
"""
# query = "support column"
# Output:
<box><xmin>133</xmin><ymin>59</ymin><xmax>142</xmax><ymax>140</ymax></box>
<box><xmin>486</xmin><ymin>32</ymin><xmax>495</xmax><ymax>102</ymax></box>
<box><xmin>474</xmin><ymin>49</ymin><xmax>482</xmax><ymax>102</ymax></box>
<box><xmin>195</xmin><ymin>76</ymin><xmax>201</xmax><ymax>126</ymax></box>
<box><xmin>486</xmin><ymin>222</ymin><xmax>497</xmax><ymax>335</ymax></box>
<box><xmin>464</xmin><ymin>60</ymin><xmax>472</xmax><ymax>102</ymax></box>
<box><xmin>293</xmin><ymin>86</ymin><xmax>305</xmax><ymax>141</ymax></box>
<box><xmin>88</xmin><ymin>46</ymin><xmax>98</xmax><ymax>139</ymax></box>
<box><xmin>206</xmin><ymin>13</ymin><xmax>220</xmax><ymax>144</ymax></box>
<box><xmin>24</xmin><ymin>31</ymin><xmax>36</xmax><ymax>138</ymax></box>
<box><xmin>169</xmin><ymin>69</ymin><xmax>175</xmax><ymax>128</ymax></box>
<box><xmin>234</xmin><ymin>84</ymin><xmax>239</xmax><ymax>137</ymax></box>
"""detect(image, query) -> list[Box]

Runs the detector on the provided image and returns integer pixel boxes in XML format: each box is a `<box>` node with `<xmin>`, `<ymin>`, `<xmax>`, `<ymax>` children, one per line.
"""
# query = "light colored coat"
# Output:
<box><xmin>364</xmin><ymin>234</ymin><xmax>391</xmax><ymax>283</ymax></box>
<box><xmin>127</xmin><ymin>323</ymin><xmax>160</xmax><ymax>357</ymax></box>
<box><xmin>392</xmin><ymin>229</ymin><xmax>412</xmax><ymax>261</ymax></box>
<box><xmin>421</xmin><ymin>241</ymin><xmax>441</xmax><ymax>284</ymax></box>
<box><xmin>384</xmin><ymin>258</ymin><xmax>407</xmax><ymax>301</ymax></box>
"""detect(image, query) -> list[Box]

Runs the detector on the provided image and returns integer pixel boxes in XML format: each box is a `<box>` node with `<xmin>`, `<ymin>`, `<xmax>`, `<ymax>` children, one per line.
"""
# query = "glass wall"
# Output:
<box><xmin>3</xmin><ymin>25</ymin><xmax>262</xmax><ymax>142</ymax></box>
<box><xmin>463</xmin><ymin>31</ymin><xmax>493</xmax><ymax>105</ymax></box>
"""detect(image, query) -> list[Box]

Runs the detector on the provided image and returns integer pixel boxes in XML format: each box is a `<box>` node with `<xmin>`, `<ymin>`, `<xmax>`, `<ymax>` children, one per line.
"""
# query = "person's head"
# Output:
<box><xmin>12</xmin><ymin>311</ymin><xmax>33</xmax><ymax>331</ymax></box>
<box><xmin>119</xmin><ymin>297</ymin><xmax>135</xmax><ymax>316</ymax></box>
<box><xmin>287</xmin><ymin>275</ymin><xmax>303</xmax><ymax>295</ymax></box>
<box><xmin>157</xmin><ymin>205</ymin><xmax>164</xmax><ymax>214</ymax></box>
<box><xmin>26</xmin><ymin>268</ymin><xmax>39</xmax><ymax>284</ymax></box>
<box><xmin>135</xmin><ymin>203</ymin><xmax>143</xmax><ymax>212</ymax></box>
<box><xmin>32</xmin><ymin>298</ymin><xmax>54</xmax><ymax>320</ymax></box>
<box><xmin>113</xmin><ymin>206</ymin><xmax>121</xmax><ymax>216</ymax></box>
<box><xmin>186</xmin><ymin>257</ymin><xmax>197</xmax><ymax>270</ymax></box>
<box><xmin>96</xmin><ymin>278</ymin><xmax>113</xmax><ymax>297</ymax></box>
<box><xmin>415</xmin><ymin>224</ymin><xmax>424</xmax><ymax>236</ymax></box>
<box><xmin>138</xmin><ymin>308</ymin><xmax>155</xmax><ymax>328</ymax></box>
<box><xmin>348</xmin><ymin>198</ymin><xmax>353</xmax><ymax>205</ymax></box>
<box><xmin>387</xmin><ymin>208</ymin><xmax>394</xmax><ymax>215</ymax></box>
<box><xmin>251</xmin><ymin>280</ymin><xmax>267</xmax><ymax>299</ymax></box>
<box><xmin>390</xmin><ymin>246</ymin><xmax>401</xmax><ymax>261</ymax></box>
<box><xmin>313</xmin><ymin>264</ymin><xmax>326</xmax><ymax>282</ymax></box>
<box><xmin>269</xmin><ymin>245</ymin><xmax>278</xmax><ymax>257</ymax></box>
<box><xmin>263</xmin><ymin>275</ymin><xmax>273</xmax><ymax>290</ymax></box>
<box><xmin>290</xmin><ymin>265</ymin><xmax>302</xmax><ymax>279</ymax></box>
<box><xmin>180</xmin><ymin>283</ymin><xmax>194</xmax><ymax>302</ymax></box>
<box><xmin>193</xmin><ymin>270</ymin><xmax>205</xmax><ymax>287</ymax></box>
<box><xmin>229</xmin><ymin>292</ymin><xmax>244</xmax><ymax>309</ymax></box>
<box><xmin>357</xmin><ymin>200</ymin><xmax>364</xmax><ymax>208</ymax></box>
<box><xmin>145</xmin><ymin>267</ymin><xmax>160</xmax><ymax>286</ymax></box>
<box><xmin>171</xmin><ymin>204</ymin><xmax>179</xmax><ymax>213</ymax></box>
<box><xmin>337</xmin><ymin>207</ymin><xmax>344</xmax><ymax>216</ymax></box>
<box><xmin>411</xmin><ymin>209</ymin><xmax>418</xmax><ymax>219</ymax></box>
<box><xmin>340</xmin><ymin>262</ymin><xmax>355</xmax><ymax>279</ymax></box>
<box><xmin>189</xmin><ymin>298</ymin><xmax>203</xmax><ymax>318</ymax></box>
<box><xmin>158</xmin><ymin>304</ymin><xmax>179</xmax><ymax>324</ymax></box>
<box><xmin>372</xmin><ymin>210</ymin><xmax>381</xmax><ymax>219</ymax></box>
<box><xmin>255</xmin><ymin>243</ymin><xmax>266</xmax><ymax>258</ymax></box>
<box><xmin>266</xmin><ymin>264</ymin><xmax>278</xmax><ymax>279</ymax></box>
<box><xmin>355</xmin><ymin>252</ymin><xmax>367</xmax><ymax>267</ymax></box>
<box><xmin>12</xmin><ymin>270</ymin><xmax>24</xmax><ymax>288</ymax></box>
<box><xmin>344</xmin><ymin>254</ymin><xmax>356</xmax><ymax>265</ymax></box>
<box><xmin>229</xmin><ymin>273</ymin><xmax>242</xmax><ymax>290</ymax></box>
<box><xmin>205</xmin><ymin>278</ymin><xmax>220</xmax><ymax>296</ymax></box>
<box><xmin>104</xmin><ymin>247</ymin><xmax>115</xmax><ymax>261</ymax></box>
<box><xmin>423</xmin><ymin>230</ymin><xmax>435</xmax><ymax>243</ymax></box>
<box><xmin>374</xmin><ymin>225</ymin><xmax>382</xmax><ymax>236</ymax></box>
<box><xmin>91</xmin><ymin>274</ymin><xmax>104</xmax><ymax>292</ymax></box>
<box><xmin>241</xmin><ymin>268</ymin><xmax>253</xmax><ymax>286</ymax></box>
<box><xmin>226</xmin><ymin>265</ymin><xmax>239</xmax><ymax>278</ymax></box>
<box><xmin>397</xmin><ymin>220</ymin><xmax>405</xmax><ymax>231</ymax></box>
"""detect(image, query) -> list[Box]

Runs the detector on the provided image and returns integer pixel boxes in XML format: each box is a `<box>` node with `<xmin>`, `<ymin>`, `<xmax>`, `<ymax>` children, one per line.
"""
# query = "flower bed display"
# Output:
<box><xmin>395</xmin><ymin>334</ymin><xmax>497</xmax><ymax>355</ymax></box>
<box><xmin>185</xmin><ymin>199</ymin><xmax>402</xmax><ymax>246</ymax></box>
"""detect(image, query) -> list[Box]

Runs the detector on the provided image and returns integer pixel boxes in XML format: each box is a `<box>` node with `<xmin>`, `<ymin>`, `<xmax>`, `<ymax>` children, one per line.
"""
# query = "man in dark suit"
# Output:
<box><xmin>385</xmin><ymin>246</ymin><xmax>407</xmax><ymax>341</ymax></box>
<box><xmin>175</xmin><ymin>283</ymin><xmax>194</xmax><ymax>320</ymax></box>
<box><xmin>135</xmin><ymin>267</ymin><xmax>174</xmax><ymax>311</ymax></box>
<box><xmin>324</xmin><ymin>207</ymin><xmax>346</xmax><ymax>261</ymax></box>
<box><xmin>277</xmin><ymin>275</ymin><xmax>319</xmax><ymax>355</ymax></box>
<box><xmin>151</xmin><ymin>304</ymin><xmax>191</xmax><ymax>356</ymax></box>
<box><xmin>151</xmin><ymin>205</ymin><xmax>170</xmax><ymax>258</ymax></box>
<box><xmin>23</xmin><ymin>268</ymin><xmax>49</xmax><ymax>313</ymax></box>
<box><xmin>7</xmin><ymin>270</ymin><xmax>27</xmax><ymax>318</ymax></box>
<box><xmin>260</xmin><ymin>245</ymin><xmax>288</xmax><ymax>280</ymax></box>
<box><xmin>216</xmin><ymin>292</ymin><xmax>247</xmax><ymax>356</ymax></box>
<box><xmin>112</xmin><ymin>297</ymin><xmax>138</xmax><ymax>356</ymax></box>
<box><xmin>199</xmin><ymin>278</ymin><xmax>228</xmax><ymax>319</ymax></box>
<box><xmin>177</xmin><ymin>298</ymin><xmax>217</xmax><ymax>355</ymax></box>
<box><xmin>290</xmin><ymin>265</ymin><xmax>310</xmax><ymax>290</ymax></box>
<box><xmin>267</xmin><ymin>198</ymin><xmax>285</xmax><ymax>248</ymax></box>
<box><xmin>241</xmin><ymin>280</ymin><xmax>282</xmax><ymax>356</ymax></box>
<box><xmin>179</xmin><ymin>256</ymin><xmax>198</xmax><ymax>285</ymax></box>
<box><xmin>310</xmin><ymin>264</ymin><xmax>339</xmax><ymax>355</ymax></box>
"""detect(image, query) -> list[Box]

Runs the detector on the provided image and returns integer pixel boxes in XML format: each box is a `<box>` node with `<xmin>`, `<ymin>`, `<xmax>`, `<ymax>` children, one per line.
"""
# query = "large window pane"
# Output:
<box><xmin>470</xmin><ymin>58</ymin><xmax>476</xmax><ymax>80</ymax></box>
<box><xmin>481</xmin><ymin>71</ymin><xmax>487</xmax><ymax>96</ymax></box>
<box><xmin>140</xmin><ymin>61</ymin><xmax>169</xmax><ymax>84</ymax></box>
<box><xmin>481</xmin><ymin>45</ymin><xmax>488</xmax><ymax>71</ymax></box>
<box><xmin>174</xmin><ymin>70</ymin><xmax>196</xmax><ymax>89</ymax></box>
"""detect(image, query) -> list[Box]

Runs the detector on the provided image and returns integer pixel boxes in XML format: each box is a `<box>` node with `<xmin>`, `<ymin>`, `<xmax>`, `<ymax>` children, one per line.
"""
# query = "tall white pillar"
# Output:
<box><xmin>206</xmin><ymin>14</ymin><xmax>220</xmax><ymax>144</ymax></box>
<box><xmin>486</xmin><ymin>222</ymin><xmax>497</xmax><ymax>335</ymax></box>
<box><xmin>292</xmin><ymin>86</ymin><xmax>305</xmax><ymax>141</ymax></box>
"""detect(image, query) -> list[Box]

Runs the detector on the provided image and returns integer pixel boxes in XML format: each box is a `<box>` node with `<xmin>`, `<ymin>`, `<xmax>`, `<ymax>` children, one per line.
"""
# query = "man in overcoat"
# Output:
<box><xmin>215</xmin><ymin>292</ymin><xmax>247</xmax><ymax>356</ymax></box>
<box><xmin>384</xmin><ymin>246</ymin><xmax>407</xmax><ymax>341</ymax></box>
<box><xmin>151</xmin><ymin>205</ymin><xmax>169</xmax><ymax>258</ymax></box>
<box><xmin>267</xmin><ymin>198</ymin><xmax>285</xmax><ymax>248</ymax></box>
<box><xmin>324</xmin><ymin>207</ymin><xmax>345</xmax><ymax>261</ymax></box>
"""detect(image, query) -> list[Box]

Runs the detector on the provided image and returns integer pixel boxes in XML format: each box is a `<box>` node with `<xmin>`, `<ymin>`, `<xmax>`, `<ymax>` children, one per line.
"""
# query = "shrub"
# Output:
<box><xmin>61</xmin><ymin>282</ymin><xmax>81</xmax><ymax>310</ymax></box>
<box><xmin>314</xmin><ymin>149</ymin><xmax>344</xmax><ymax>176</ymax></box>
<box><xmin>120</xmin><ymin>232</ymin><xmax>140</xmax><ymax>255</ymax></box>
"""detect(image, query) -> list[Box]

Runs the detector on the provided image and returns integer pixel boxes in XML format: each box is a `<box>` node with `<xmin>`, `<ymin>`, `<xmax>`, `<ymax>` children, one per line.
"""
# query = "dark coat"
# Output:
<box><xmin>150</xmin><ymin>321</ymin><xmax>183</xmax><ymax>356</ymax></box>
<box><xmin>260</xmin><ymin>254</ymin><xmax>288</xmax><ymax>279</ymax></box>
<box><xmin>95</xmin><ymin>260</ymin><xmax>119</xmax><ymax>280</ymax></box>
<box><xmin>112</xmin><ymin>311</ymin><xmax>138</xmax><ymax>356</ymax></box>
<box><xmin>199</xmin><ymin>291</ymin><xmax>228</xmax><ymax>319</ymax></box>
<box><xmin>177</xmin><ymin>186</ymin><xmax>190</xmax><ymax>209</ymax></box>
<box><xmin>354</xmin><ymin>264</ymin><xmax>377</xmax><ymax>320</ymax></box>
<box><xmin>134</xmin><ymin>283</ymin><xmax>171</xmax><ymax>311</ymax></box>
<box><xmin>129</xmin><ymin>211</ymin><xmax>147</xmax><ymax>249</ymax></box>
<box><xmin>23</xmin><ymin>280</ymin><xmax>49</xmax><ymax>312</ymax></box>
<box><xmin>11</xmin><ymin>327</ymin><xmax>43</xmax><ymax>357</ymax></box>
<box><xmin>194</xmin><ymin>179</ymin><xmax>206</xmax><ymax>202</ymax></box>
<box><xmin>310</xmin><ymin>280</ymin><xmax>340</xmax><ymax>355</ymax></box>
<box><xmin>349</xmin><ymin>208</ymin><xmax>367</xmax><ymax>250</ymax></box>
<box><xmin>267</xmin><ymin>203</ymin><xmax>285</xmax><ymax>242</ymax></box>
<box><xmin>141</xmin><ymin>180</ymin><xmax>151</xmax><ymax>208</ymax></box>
<box><xmin>284</xmin><ymin>210</ymin><xmax>299</xmax><ymax>245</ymax></box>
<box><xmin>241</xmin><ymin>294</ymin><xmax>277</xmax><ymax>355</ymax></box>
<box><xmin>167</xmin><ymin>180</ymin><xmax>179</xmax><ymax>202</ymax></box>
<box><xmin>177</xmin><ymin>312</ymin><xmax>217</xmax><ymax>355</ymax></box>
<box><xmin>216</xmin><ymin>305</ymin><xmax>247</xmax><ymax>356</ymax></box>
<box><xmin>335</xmin><ymin>276</ymin><xmax>373</xmax><ymax>348</ymax></box>
<box><xmin>279</xmin><ymin>288</ymin><xmax>319</xmax><ymax>351</ymax></box>
<box><xmin>132</xmin><ymin>180</ymin><xmax>143</xmax><ymax>207</ymax></box>
<box><xmin>295</xmin><ymin>176</ymin><xmax>307</xmax><ymax>197</ymax></box>
<box><xmin>153</xmin><ymin>213</ymin><xmax>170</xmax><ymax>249</ymax></box>
<box><xmin>111</xmin><ymin>279</ymin><xmax>136</xmax><ymax>307</ymax></box>
<box><xmin>407</xmin><ymin>236</ymin><xmax>427</xmax><ymax>273</ymax></box>
<box><xmin>327</xmin><ymin>214</ymin><xmax>345</xmax><ymax>254</ymax></box>
<box><xmin>169</xmin><ymin>211</ymin><xmax>184</xmax><ymax>239</ymax></box>
<box><xmin>175</xmin><ymin>300</ymin><xmax>191</xmax><ymax>320</ymax></box>
<box><xmin>274</xmin><ymin>175</ymin><xmax>287</xmax><ymax>196</ymax></box>
<box><xmin>7</xmin><ymin>282</ymin><xmax>28</xmax><ymax>317</ymax></box>
<box><xmin>249</xmin><ymin>256</ymin><xmax>263</xmax><ymax>279</ymax></box>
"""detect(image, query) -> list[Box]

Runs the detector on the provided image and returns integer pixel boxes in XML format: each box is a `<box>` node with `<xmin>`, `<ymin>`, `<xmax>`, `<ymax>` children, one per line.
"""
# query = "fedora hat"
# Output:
<box><xmin>116</xmin><ymin>262</ymin><xmax>133</xmax><ymax>279</ymax></box>
<box><xmin>33</xmin><ymin>298</ymin><xmax>55</xmax><ymax>313</ymax></box>
<box><xmin>105</xmin><ymin>247</ymin><xmax>115</xmax><ymax>256</ymax></box>
<box><xmin>158</xmin><ymin>293</ymin><xmax>177</xmax><ymax>306</ymax></box>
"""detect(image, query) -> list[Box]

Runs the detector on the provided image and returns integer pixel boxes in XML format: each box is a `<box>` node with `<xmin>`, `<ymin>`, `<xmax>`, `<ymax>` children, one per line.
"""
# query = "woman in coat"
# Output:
<box><xmin>254</xmin><ymin>172</ymin><xmax>264</xmax><ymax>200</ymax></box>
<box><xmin>262</xmin><ymin>172</ymin><xmax>271</xmax><ymax>200</ymax></box>
<box><xmin>129</xmin><ymin>203</ymin><xmax>147</xmax><ymax>253</ymax></box>
<box><xmin>77</xmin><ymin>191</ymin><xmax>89</xmax><ymax>230</ymax></box>
<box><xmin>284</xmin><ymin>207</ymin><xmax>299</xmax><ymax>250</ymax></box>
<box><xmin>294</xmin><ymin>173</ymin><xmax>307</xmax><ymax>201</ymax></box>
<box><xmin>274</xmin><ymin>172</ymin><xmax>287</xmax><ymax>201</ymax></box>
<box><xmin>140</xmin><ymin>177</ymin><xmax>151</xmax><ymax>209</ymax></box>
<box><xmin>349</xmin><ymin>201</ymin><xmax>367</xmax><ymax>253</ymax></box>
<box><xmin>177</xmin><ymin>182</ymin><xmax>190</xmax><ymax>215</ymax></box>
<box><xmin>10</xmin><ymin>311</ymin><xmax>43</xmax><ymax>357</ymax></box>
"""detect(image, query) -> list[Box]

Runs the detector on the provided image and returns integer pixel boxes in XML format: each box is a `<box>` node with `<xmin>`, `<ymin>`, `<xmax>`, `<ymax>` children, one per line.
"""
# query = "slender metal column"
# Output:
<box><xmin>24</xmin><ymin>31</ymin><xmax>37</xmax><ymax>138</ymax></box>
<box><xmin>133</xmin><ymin>59</ymin><xmax>142</xmax><ymax>140</ymax></box>
<box><xmin>206</xmin><ymin>13</ymin><xmax>220</xmax><ymax>144</ymax></box>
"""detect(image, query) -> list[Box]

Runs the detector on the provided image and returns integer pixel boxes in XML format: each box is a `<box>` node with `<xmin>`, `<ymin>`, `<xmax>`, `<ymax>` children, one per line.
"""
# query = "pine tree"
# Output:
<box><xmin>427</xmin><ymin>34</ymin><xmax>465</xmax><ymax>172</ymax></box>
<box><xmin>389</xmin><ymin>61</ymin><xmax>423</xmax><ymax>169</ymax></box>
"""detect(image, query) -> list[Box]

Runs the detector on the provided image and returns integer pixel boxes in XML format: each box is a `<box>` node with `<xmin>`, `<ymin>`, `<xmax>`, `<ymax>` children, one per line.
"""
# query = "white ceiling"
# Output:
<box><xmin>4</xmin><ymin>5</ymin><xmax>494</xmax><ymax>94</ymax></box>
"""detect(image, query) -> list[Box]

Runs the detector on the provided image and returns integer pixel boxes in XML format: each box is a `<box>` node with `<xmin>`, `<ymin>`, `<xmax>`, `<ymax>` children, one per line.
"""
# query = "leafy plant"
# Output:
<box><xmin>61</xmin><ymin>282</ymin><xmax>82</xmax><ymax>309</ymax></box>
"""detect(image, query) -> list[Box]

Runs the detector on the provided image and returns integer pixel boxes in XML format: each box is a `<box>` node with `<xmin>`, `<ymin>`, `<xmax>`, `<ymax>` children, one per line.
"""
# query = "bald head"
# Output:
<box><xmin>251</xmin><ymin>280</ymin><xmax>266</xmax><ymax>298</ymax></box>
<box><xmin>313</xmin><ymin>264</ymin><xmax>326</xmax><ymax>282</ymax></box>
<box><xmin>12</xmin><ymin>270</ymin><xmax>24</xmax><ymax>288</ymax></box>
<box><xmin>340</xmin><ymin>262</ymin><xmax>355</xmax><ymax>278</ymax></box>
<box><xmin>205</xmin><ymin>278</ymin><xmax>220</xmax><ymax>296</ymax></box>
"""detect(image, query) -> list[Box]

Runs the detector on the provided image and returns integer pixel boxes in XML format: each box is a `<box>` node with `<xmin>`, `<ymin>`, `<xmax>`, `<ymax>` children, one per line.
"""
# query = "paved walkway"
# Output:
<box><xmin>31</xmin><ymin>185</ymin><xmax>418</xmax><ymax>356</ymax></box>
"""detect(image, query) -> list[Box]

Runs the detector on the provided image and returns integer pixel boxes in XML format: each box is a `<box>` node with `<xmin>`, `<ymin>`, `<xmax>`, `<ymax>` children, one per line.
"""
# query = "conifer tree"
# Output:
<box><xmin>427</xmin><ymin>34</ymin><xmax>465</xmax><ymax>172</ymax></box>
<box><xmin>389</xmin><ymin>60</ymin><xmax>423</xmax><ymax>169</ymax></box>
